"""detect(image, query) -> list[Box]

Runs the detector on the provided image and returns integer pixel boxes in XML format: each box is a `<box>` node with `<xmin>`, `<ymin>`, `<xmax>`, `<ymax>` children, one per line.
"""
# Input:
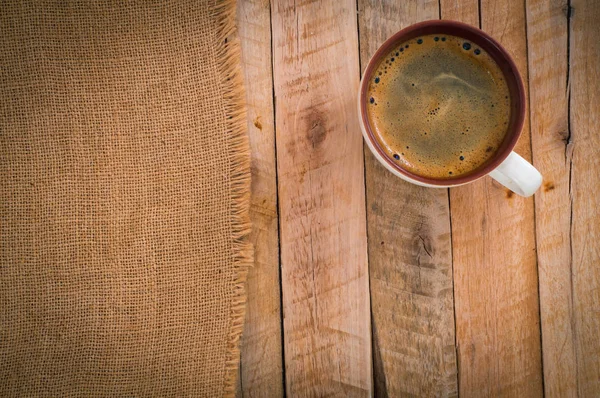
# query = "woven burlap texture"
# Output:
<box><xmin>0</xmin><ymin>1</ymin><xmax>250</xmax><ymax>396</ymax></box>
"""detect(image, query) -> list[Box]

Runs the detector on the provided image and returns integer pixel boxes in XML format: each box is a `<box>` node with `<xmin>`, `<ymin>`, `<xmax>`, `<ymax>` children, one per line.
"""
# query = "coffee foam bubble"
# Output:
<box><xmin>367</xmin><ymin>34</ymin><xmax>511</xmax><ymax>179</ymax></box>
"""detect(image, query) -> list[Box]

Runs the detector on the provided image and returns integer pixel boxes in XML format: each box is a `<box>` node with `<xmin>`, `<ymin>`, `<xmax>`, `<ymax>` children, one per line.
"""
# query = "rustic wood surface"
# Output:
<box><xmin>237</xmin><ymin>0</ymin><xmax>284</xmax><ymax>396</ymax></box>
<box><xmin>569</xmin><ymin>0</ymin><xmax>600</xmax><ymax>395</ymax></box>
<box><xmin>271</xmin><ymin>0</ymin><xmax>372</xmax><ymax>396</ymax></box>
<box><xmin>236</xmin><ymin>0</ymin><xmax>600</xmax><ymax>396</ymax></box>
<box><xmin>526</xmin><ymin>0</ymin><xmax>575</xmax><ymax>396</ymax></box>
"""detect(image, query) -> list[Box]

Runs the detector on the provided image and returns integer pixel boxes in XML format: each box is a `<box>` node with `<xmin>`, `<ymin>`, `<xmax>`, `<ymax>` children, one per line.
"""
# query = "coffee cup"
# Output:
<box><xmin>358</xmin><ymin>20</ymin><xmax>542</xmax><ymax>197</ymax></box>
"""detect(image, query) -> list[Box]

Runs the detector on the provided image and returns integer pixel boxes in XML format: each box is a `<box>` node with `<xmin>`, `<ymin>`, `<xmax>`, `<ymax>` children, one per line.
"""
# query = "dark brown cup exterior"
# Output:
<box><xmin>359</xmin><ymin>20</ymin><xmax>526</xmax><ymax>186</ymax></box>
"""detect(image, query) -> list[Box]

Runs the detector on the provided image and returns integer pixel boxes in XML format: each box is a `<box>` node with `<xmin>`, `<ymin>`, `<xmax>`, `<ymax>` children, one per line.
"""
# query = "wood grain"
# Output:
<box><xmin>358</xmin><ymin>1</ymin><xmax>458</xmax><ymax>396</ymax></box>
<box><xmin>444</xmin><ymin>0</ymin><xmax>544</xmax><ymax>395</ymax></box>
<box><xmin>237</xmin><ymin>1</ymin><xmax>284</xmax><ymax>396</ymax></box>
<box><xmin>440</xmin><ymin>0</ymin><xmax>478</xmax><ymax>25</ymax></box>
<box><xmin>271</xmin><ymin>0</ymin><xmax>372</xmax><ymax>395</ymax></box>
<box><xmin>569</xmin><ymin>0</ymin><xmax>600</xmax><ymax>394</ymax></box>
<box><xmin>525</xmin><ymin>0</ymin><xmax>576</xmax><ymax>396</ymax></box>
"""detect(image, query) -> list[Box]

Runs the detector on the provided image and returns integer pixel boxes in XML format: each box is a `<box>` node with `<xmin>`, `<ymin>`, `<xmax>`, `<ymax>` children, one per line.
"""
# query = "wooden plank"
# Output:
<box><xmin>444</xmin><ymin>0</ymin><xmax>544</xmax><ymax>395</ymax></box>
<box><xmin>440</xmin><ymin>0</ymin><xmax>479</xmax><ymax>25</ymax></box>
<box><xmin>569</xmin><ymin>0</ymin><xmax>600</xmax><ymax>395</ymax></box>
<box><xmin>525</xmin><ymin>0</ymin><xmax>576</xmax><ymax>396</ymax></box>
<box><xmin>237</xmin><ymin>1</ymin><xmax>284</xmax><ymax>396</ymax></box>
<box><xmin>357</xmin><ymin>1</ymin><xmax>458</xmax><ymax>397</ymax></box>
<box><xmin>271</xmin><ymin>0</ymin><xmax>372</xmax><ymax>395</ymax></box>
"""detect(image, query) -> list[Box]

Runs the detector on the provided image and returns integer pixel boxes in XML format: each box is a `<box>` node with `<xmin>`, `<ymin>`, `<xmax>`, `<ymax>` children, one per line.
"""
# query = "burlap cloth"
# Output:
<box><xmin>0</xmin><ymin>1</ymin><xmax>250</xmax><ymax>396</ymax></box>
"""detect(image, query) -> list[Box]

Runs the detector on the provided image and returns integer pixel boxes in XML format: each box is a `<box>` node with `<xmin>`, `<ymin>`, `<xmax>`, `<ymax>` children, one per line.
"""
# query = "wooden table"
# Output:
<box><xmin>235</xmin><ymin>0</ymin><xmax>599</xmax><ymax>396</ymax></box>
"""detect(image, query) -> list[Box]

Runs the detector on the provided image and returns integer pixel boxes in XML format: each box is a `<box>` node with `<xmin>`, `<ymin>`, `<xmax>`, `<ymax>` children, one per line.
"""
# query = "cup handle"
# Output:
<box><xmin>488</xmin><ymin>151</ymin><xmax>542</xmax><ymax>197</ymax></box>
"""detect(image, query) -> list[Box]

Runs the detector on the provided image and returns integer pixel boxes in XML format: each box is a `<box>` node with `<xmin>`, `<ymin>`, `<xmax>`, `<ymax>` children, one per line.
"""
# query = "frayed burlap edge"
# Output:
<box><xmin>212</xmin><ymin>0</ymin><xmax>252</xmax><ymax>395</ymax></box>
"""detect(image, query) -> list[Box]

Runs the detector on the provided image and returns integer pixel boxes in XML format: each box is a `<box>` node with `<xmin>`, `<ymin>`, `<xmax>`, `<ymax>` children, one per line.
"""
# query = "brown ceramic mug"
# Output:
<box><xmin>358</xmin><ymin>20</ymin><xmax>542</xmax><ymax>197</ymax></box>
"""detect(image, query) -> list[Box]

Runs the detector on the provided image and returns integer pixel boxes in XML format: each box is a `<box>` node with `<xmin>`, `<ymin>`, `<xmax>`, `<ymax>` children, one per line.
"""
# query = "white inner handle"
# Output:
<box><xmin>489</xmin><ymin>151</ymin><xmax>542</xmax><ymax>197</ymax></box>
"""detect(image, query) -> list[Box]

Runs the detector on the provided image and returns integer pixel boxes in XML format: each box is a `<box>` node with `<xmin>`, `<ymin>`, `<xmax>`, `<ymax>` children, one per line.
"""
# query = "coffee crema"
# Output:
<box><xmin>366</xmin><ymin>34</ymin><xmax>511</xmax><ymax>179</ymax></box>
